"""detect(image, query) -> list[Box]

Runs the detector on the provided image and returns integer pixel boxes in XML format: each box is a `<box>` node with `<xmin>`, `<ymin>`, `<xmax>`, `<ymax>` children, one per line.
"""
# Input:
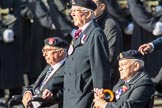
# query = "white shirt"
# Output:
<box><xmin>79</xmin><ymin>20</ymin><xmax>93</xmax><ymax>32</ymax></box>
<box><xmin>41</xmin><ymin>58</ymin><xmax>66</xmax><ymax>88</ymax></box>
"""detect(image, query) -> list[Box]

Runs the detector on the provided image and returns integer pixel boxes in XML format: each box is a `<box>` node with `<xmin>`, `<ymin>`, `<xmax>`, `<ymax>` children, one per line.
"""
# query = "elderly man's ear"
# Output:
<box><xmin>100</xmin><ymin>3</ymin><xmax>106</xmax><ymax>11</ymax></box>
<box><xmin>59</xmin><ymin>49</ymin><xmax>65</xmax><ymax>55</ymax></box>
<box><xmin>133</xmin><ymin>62</ymin><xmax>140</xmax><ymax>71</ymax></box>
<box><xmin>85</xmin><ymin>11</ymin><xmax>92</xmax><ymax>19</ymax></box>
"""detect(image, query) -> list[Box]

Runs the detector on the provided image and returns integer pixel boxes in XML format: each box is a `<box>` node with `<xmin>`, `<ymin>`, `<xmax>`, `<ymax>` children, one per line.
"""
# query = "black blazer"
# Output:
<box><xmin>33</xmin><ymin>64</ymin><xmax>64</xmax><ymax>94</ymax></box>
<box><xmin>24</xmin><ymin>64</ymin><xmax>64</xmax><ymax>108</ymax></box>
<box><xmin>152</xmin><ymin>37</ymin><xmax>162</xmax><ymax>51</ymax></box>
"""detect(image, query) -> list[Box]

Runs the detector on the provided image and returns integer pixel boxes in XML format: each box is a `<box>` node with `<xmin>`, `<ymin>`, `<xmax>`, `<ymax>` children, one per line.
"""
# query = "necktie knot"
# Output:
<box><xmin>74</xmin><ymin>29</ymin><xmax>82</xmax><ymax>40</ymax></box>
<box><xmin>48</xmin><ymin>67</ymin><xmax>53</xmax><ymax>73</ymax></box>
<box><xmin>44</xmin><ymin>67</ymin><xmax>53</xmax><ymax>81</ymax></box>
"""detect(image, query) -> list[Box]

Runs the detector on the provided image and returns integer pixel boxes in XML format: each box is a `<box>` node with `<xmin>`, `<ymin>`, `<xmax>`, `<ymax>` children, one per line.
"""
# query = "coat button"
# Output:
<box><xmin>68</xmin><ymin>88</ymin><xmax>70</xmax><ymax>91</ymax></box>
<box><xmin>69</xmin><ymin>73</ymin><xmax>71</xmax><ymax>76</ymax></box>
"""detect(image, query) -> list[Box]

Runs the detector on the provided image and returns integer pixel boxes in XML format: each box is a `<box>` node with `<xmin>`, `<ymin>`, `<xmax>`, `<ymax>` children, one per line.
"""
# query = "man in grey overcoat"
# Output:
<box><xmin>63</xmin><ymin>0</ymin><xmax>111</xmax><ymax>108</ymax></box>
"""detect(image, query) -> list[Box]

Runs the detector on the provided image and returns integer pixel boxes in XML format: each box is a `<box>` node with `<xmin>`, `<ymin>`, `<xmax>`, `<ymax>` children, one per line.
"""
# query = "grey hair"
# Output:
<box><xmin>131</xmin><ymin>59</ymin><xmax>144</xmax><ymax>69</ymax></box>
<box><xmin>79</xmin><ymin>7</ymin><xmax>95</xmax><ymax>18</ymax></box>
<box><xmin>56</xmin><ymin>47</ymin><xmax>68</xmax><ymax>57</ymax></box>
<box><xmin>63</xmin><ymin>48</ymin><xmax>68</xmax><ymax>56</ymax></box>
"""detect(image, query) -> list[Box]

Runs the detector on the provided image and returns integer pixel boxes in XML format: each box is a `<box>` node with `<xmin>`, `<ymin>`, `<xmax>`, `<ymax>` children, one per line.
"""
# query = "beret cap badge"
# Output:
<box><xmin>44</xmin><ymin>37</ymin><xmax>69</xmax><ymax>48</ymax></box>
<box><xmin>118</xmin><ymin>50</ymin><xmax>143</xmax><ymax>60</ymax></box>
<box><xmin>119</xmin><ymin>53</ymin><xmax>123</xmax><ymax>59</ymax></box>
<box><xmin>48</xmin><ymin>38</ymin><xmax>55</xmax><ymax>45</ymax></box>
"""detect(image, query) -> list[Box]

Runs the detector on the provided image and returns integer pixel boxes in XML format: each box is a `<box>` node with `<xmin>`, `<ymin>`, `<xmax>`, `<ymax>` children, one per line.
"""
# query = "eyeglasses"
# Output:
<box><xmin>42</xmin><ymin>48</ymin><xmax>59</xmax><ymax>53</ymax></box>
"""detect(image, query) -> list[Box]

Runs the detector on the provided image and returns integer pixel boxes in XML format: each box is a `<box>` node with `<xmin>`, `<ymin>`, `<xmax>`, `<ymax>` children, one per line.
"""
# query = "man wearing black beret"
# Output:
<box><xmin>22</xmin><ymin>37</ymin><xmax>68</xmax><ymax>108</ymax></box>
<box><xmin>93</xmin><ymin>50</ymin><xmax>155</xmax><ymax>108</ymax></box>
<box><xmin>62</xmin><ymin>0</ymin><xmax>111</xmax><ymax>108</ymax></box>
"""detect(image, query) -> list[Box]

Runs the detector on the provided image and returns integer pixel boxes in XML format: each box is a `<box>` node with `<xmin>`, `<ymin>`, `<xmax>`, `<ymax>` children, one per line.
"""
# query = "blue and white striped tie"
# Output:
<box><xmin>40</xmin><ymin>67</ymin><xmax>53</xmax><ymax>90</ymax></box>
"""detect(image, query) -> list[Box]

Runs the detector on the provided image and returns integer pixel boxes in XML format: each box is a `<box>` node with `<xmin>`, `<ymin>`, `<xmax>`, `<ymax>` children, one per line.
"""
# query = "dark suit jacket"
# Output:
<box><xmin>24</xmin><ymin>64</ymin><xmax>64</xmax><ymax>108</ymax></box>
<box><xmin>106</xmin><ymin>71</ymin><xmax>155</xmax><ymax>108</ymax></box>
<box><xmin>63</xmin><ymin>19</ymin><xmax>111</xmax><ymax>108</ymax></box>
<box><xmin>151</xmin><ymin>37</ymin><xmax>162</xmax><ymax>85</ymax></box>
<box><xmin>33</xmin><ymin>64</ymin><xmax>64</xmax><ymax>92</ymax></box>
<box><xmin>152</xmin><ymin>37</ymin><xmax>162</xmax><ymax>51</ymax></box>
<box><xmin>97</xmin><ymin>11</ymin><xmax>123</xmax><ymax>87</ymax></box>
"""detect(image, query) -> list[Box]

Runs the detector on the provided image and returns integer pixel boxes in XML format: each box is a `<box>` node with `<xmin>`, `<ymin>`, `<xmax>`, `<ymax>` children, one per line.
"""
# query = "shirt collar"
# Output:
<box><xmin>125</xmin><ymin>71</ymin><xmax>141</xmax><ymax>83</ymax></box>
<box><xmin>79</xmin><ymin>20</ymin><xmax>93</xmax><ymax>32</ymax></box>
<box><xmin>51</xmin><ymin>58</ymin><xmax>66</xmax><ymax>69</ymax></box>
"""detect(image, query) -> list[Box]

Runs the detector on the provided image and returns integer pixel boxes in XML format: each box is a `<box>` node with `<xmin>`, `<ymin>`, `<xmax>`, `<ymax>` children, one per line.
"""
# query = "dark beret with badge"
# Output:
<box><xmin>118</xmin><ymin>50</ymin><xmax>144</xmax><ymax>60</ymax></box>
<box><xmin>71</xmin><ymin>0</ymin><xmax>97</xmax><ymax>11</ymax></box>
<box><xmin>44</xmin><ymin>37</ymin><xmax>69</xmax><ymax>49</ymax></box>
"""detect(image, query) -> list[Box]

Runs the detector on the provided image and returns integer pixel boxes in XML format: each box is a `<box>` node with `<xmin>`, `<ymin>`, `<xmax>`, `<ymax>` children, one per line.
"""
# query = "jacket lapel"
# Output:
<box><xmin>82</xmin><ymin>19</ymin><xmax>97</xmax><ymax>43</ymax></box>
<box><xmin>120</xmin><ymin>83</ymin><xmax>130</xmax><ymax>95</ymax></box>
<box><xmin>120</xmin><ymin>72</ymin><xmax>145</xmax><ymax>96</ymax></box>
<box><xmin>41</xmin><ymin>62</ymin><xmax>65</xmax><ymax>90</ymax></box>
<box><xmin>33</xmin><ymin>65</ymin><xmax>50</xmax><ymax>89</ymax></box>
<box><xmin>73</xmin><ymin>20</ymin><xmax>97</xmax><ymax>48</ymax></box>
<box><xmin>74</xmin><ymin>34</ymin><xmax>82</xmax><ymax>48</ymax></box>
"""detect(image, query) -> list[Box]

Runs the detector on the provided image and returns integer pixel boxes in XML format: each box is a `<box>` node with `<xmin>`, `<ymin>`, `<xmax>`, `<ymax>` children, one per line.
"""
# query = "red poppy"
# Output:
<box><xmin>122</xmin><ymin>85</ymin><xmax>128</xmax><ymax>92</ymax></box>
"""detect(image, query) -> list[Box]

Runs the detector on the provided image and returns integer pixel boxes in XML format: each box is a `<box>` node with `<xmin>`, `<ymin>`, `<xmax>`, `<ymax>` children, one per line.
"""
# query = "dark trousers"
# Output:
<box><xmin>0</xmin><ymin>89</ymin><xmax>4</xmax><ymax>98</ymax></box>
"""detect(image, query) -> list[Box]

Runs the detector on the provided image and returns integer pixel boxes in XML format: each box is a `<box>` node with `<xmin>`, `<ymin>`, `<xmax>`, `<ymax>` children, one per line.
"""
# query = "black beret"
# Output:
<box><xmin>44</xmin><ymin>37</ymin><xmax>69</xmax><ymax>48</ymax></box>
<box><xmin>71</xmin><ymin>0</ymin><xmax>97</xmax><ymax>11</ymax></box>
<box><xmin>118</xmin><ymin>50</ymin><xmax>144</xmax><ymax>60</ymax></box>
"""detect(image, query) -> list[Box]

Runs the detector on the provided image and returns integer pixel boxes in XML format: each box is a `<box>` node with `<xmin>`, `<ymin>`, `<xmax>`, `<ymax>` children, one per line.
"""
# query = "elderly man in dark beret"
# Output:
<box><xmin>93</xmin><ymin>50</ymin><xmax>155</xmax><ymax>108</ymax></box>
<box><xmin>22</xmin><ymin>37</ymin><xmax>68</xmax><ymax>108</ymax></box>
<box><xmin>61</xmin><ymin>0</ymin><xmax>111</xmax><ymax>108</ymax></box>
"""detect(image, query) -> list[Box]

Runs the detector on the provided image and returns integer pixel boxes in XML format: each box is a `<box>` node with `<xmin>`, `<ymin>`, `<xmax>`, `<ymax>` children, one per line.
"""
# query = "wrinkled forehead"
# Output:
<box><xmin>119</xmin><ymin>58</ymin><xmax>132</xmax><ymax>64</ymax></box>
